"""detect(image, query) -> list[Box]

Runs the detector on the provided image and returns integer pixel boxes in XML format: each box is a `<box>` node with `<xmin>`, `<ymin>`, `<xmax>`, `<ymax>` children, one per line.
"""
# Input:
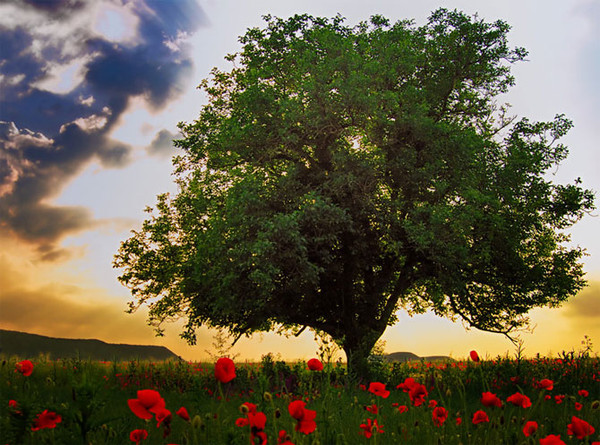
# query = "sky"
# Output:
<box><xmin>1</xmin><ymin>0</ymin><xmax>599</xmax><ymax>363</ymax></box>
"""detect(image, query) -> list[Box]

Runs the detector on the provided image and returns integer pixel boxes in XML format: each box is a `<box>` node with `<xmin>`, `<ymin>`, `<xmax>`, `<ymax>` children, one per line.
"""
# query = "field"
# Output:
<box><xmin>1</xmin><ymin>349</ymin><xmax>599</xmax><ymax>444</ymax></box>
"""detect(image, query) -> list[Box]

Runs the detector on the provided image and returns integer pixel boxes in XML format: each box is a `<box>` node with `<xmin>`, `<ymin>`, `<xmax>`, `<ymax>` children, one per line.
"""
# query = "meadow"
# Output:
<box><xmin>1</xmin><ymin>346</ymin><xmax>599</xmax><ymax>444</ymax></box>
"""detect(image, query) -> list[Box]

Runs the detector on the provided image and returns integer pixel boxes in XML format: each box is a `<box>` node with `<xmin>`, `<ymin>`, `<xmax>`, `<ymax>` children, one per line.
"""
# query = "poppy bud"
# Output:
<box><xmin>192</xmin><ymin>415</ymin><xmax>203</xmax><ymax>429</ymax></box>
<box><xmin>274</xmin><ymin>409</ymin><xmax>281</xmax><ymax>418</ymax></box>
<box><xmin>445</xmin><ymin>388</ymin><xmax>452</xmax><ymax>397</ymax></box>
<box><xmin>263</xmin><ymin>392</ymin><xmax>272</xmax><ymax>402</ymax></box>
<box><xmin>591</xmin><ymin>400</ymin><xmax>600</xmax><ymax>410</ymax></box>
<box><xmin>239</xmin><ymin>404</ymin><xmax>250</xmax><ymax>414</ymax></box>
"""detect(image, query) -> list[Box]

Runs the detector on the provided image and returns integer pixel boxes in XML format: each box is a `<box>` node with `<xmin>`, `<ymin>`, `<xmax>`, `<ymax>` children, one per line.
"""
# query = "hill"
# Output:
<box><xmin>0</xmin><ymin>329</ymin><xmax>181</xmax><ymax>362</ymax></box>
<box><xmin>383</xmin><ymin>351</ymin><xmax>455</xmax><ymax>363</ymax></box>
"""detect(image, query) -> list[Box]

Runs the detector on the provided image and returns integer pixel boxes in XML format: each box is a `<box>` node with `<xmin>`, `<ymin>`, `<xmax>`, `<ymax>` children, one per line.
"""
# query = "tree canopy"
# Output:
<box><xmin>114</xmin><ymin>10</ymin><xmax>595</xmax><ymax>376</ymax></box>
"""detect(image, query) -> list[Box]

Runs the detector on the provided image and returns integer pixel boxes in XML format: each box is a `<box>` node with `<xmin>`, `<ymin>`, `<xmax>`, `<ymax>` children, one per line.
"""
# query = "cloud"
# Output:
<box><xmin>562</xmin><ymin>280</ymin><xmax>600</xmax><ymax>320</ymax></box>
<box><xmin>0</xmin><ymin>0</ymin><xmax>206</xmax><ymax>260</ymax></box>
<box><xmin>147</xmin><ymin>129</ymin><xmax>180</xmax><ymax>158</ymax></box>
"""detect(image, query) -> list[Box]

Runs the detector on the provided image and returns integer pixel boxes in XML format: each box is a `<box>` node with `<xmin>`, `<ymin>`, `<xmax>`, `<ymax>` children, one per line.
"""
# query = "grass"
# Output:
<box><xmin>1</xmin><ymin>350</ymin><xmax>599</xmax><ymax>444</ymax></box>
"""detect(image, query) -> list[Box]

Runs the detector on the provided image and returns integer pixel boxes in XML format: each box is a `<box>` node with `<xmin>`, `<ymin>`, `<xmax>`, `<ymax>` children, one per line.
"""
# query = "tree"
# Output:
<box><xmin>114</xmin><ymin>10</ymin><xmax>595</xmax><ymax>378</ymax></box>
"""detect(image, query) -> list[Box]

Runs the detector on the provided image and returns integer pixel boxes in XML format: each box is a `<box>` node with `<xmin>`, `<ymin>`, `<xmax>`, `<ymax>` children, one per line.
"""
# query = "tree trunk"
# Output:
<box><xmin>341</xmin><ymin>329</ymin><xmax>381</xmax><ymax>382</ymax></box>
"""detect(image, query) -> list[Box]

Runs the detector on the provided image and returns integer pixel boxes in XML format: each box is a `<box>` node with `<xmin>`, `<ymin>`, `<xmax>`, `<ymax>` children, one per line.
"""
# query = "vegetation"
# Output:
<box><xmin>114</xmin><ymin>9</ymin><xmax>595</xmax><ymax>378</ymax></box>
<box><xmin>2</xmin><ymin>345</ymin><xmax>599</xmax><ymax>444</ymax></box>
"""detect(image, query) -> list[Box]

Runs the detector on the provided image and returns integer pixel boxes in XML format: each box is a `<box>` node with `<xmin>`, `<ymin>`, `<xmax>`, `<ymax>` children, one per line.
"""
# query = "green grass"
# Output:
<box><xmin>1</xmin><ymin>352</ymin><xmax>599</xmax><ymax>444</ymax></box>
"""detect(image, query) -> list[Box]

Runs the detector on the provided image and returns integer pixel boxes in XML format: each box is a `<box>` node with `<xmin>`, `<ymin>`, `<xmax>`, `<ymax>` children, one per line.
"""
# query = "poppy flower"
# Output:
<box><xmin>469</xmin><ymin>350</ymin><xmax>480</xmax><ymax>362</ymax></box>
<box><xmin>539</xmin><ymin>434</ymin><xmax>566</xmax><ymax>445</ymax></box>
<box><xmin>277</xmin><ymin>430</ymin><xmax>295</xmax><ymax>445</ymax></box>
<box><xmin>155</xmin><ymin>408</ymin><xmax>171</xmax><ymax>428</ymax></box>
<box><xmin>456</xmin><ymin>417</ymin><xmax>462</xmax><ymax>426</ymax></box>
<box><xmin>506</xmin><ymin>392</ymin><xmax>532</xmax><ymax>408</ymax></box>
<box><xmin>554</xmin><ymin>395</ymin><xmax>565</xmax><ymax>404</ymax></box>
<box><xmin>31</xmin><ymin>410</ymin><xmax>62</xmax><ymax>431</ymax></box>
<box><xmin>522</xmin><ymin>420</ymin><xmax>538</xmax><ymax>437</ymax></box>
<box><xmin>307</xmin><ymin>358</ymin><xmax>323</xmax><ymax>371</ymax></box>
<box><xmin>408</xmin><ymin>383</ymin><xmax>428</xmax><ymax>407</ymax></box>
<box><xmin>235</xmin><ymin>417</ymin><xmax>249</xmax><ymax>427</ymax></box>
<box><xmin>365</xmin><ymin>404</ymin><xmax>379</xmax><ymax>414</ymax></box>
<box><xmin>578</xmin><ymin>389</ymin><xmax>589</xmax><ymax>397</ymax></box>
<box><xmin>8</xmin><ymin>400</ymin><xmax>19</xmax><ymax>410</ymax></box>
<box><xmin>130</xmin><ymin>429</ymin><xmax>148</xmax><ymax>444</ymax></box>
<box><xmin>567</xmin><ymin>416</ymin><xmax>595</xmax><ymax>439</ymax></box>
<box><xmin>397</xmin><ymin>405</ymin><xmax>408</xmax><ymax>413</ymax></box>
<box><xmin>368</xmin><ymin>382</ymin><xmax>390</xmax><ymax>398</ymax></box>
<box><xmin>176</xmin><ymin>407</ymin><xmax>190</xmax><ymax>421</ymax></box>
<box><xmin>480</xmin><ymin>391</ymin><xmax>503</xmax><ymax>408</ymax></box>
<box><xmin>538</xmin><ymin>379</ymin><xmax>554</xmax><ymax>390</ymax></box>
<box><xmin>432</xmin><ymin>406</ymin><xmax>448</xmax><ymax>427</ymax></box>
<box><xmin>15</xmin><ymin>360</ymin><xmax>33</xmax><ymax>377</ymax></box>
<box><xmin>428</xmin><ymin>400</ymin><xmax>438</xmax><ymax>408</ymax></box>
<box><xmin>214</xmin><ymin>357</ymin><xmax>236</xmax><ymax>383</ymax></box>
<box><xmin>472</xmin><ymin>410</ymin><xmax>489</xmax><ymax>424</ymax></box>
<box><xmin>359</xmin><ymin>418</ymin><xmax>383</xmax><ymax>439</ymax></box>
<box><xmin>288</xmin><ymin>400</ymin><xmax>316</xmax><ymax>434</ymax></box>
<box><xmin>127</xmin><ymin>389</ymin><xmax>166</xmax><ymax>420</ymax></box>
<box><xmin>396</xmin><ymin>377</ymin><xmax>416</xmax><ymax>392</ymax></box>
<box><xmin>575</xmin><ymin>402</ymin><xmax>583</xmax><ymax>411</ymax></box>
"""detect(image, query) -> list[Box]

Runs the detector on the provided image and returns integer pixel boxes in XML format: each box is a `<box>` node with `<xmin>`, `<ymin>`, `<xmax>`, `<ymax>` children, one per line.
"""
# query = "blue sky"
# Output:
<box><xmin>1</xmin><ymin>0</ymin><xmax>598</xmax><ymax>361</ymax></box>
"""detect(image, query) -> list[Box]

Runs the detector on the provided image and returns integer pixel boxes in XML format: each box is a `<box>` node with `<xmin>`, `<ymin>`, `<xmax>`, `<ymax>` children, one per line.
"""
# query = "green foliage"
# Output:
<box><xmin>114</xmin><ymin>10</ymin><xmax>595</xmax><ymax>377</ymax></box>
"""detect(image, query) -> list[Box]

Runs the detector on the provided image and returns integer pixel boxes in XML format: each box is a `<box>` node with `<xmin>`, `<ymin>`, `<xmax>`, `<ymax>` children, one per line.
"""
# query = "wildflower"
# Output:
<box><xmin>456</xmin><ymin>417</ymin><xmax>462</xmax><ymax>426</ymax></box>
<box><xmin>214</xmin><ymin>357</ymin><xmax>235</xmax><ymax>383</ymax></box>
<box><xmin>522</xmin><ymin>420</ymin><xmax>538</xmax><ymax>437</ymax></box>
<box><xmin>368</xmin><ymin>382</ymin><xmax>390</xmax><ymax>398</ymax></box>
<box><xmin>567</xmin><ymin>416</ymin><xmax>595</xmax><ymax>440</ymax></box>
<box><xmin>235</xmin><ymin>417</ymin><xmax>249</xmax><ymax>427</ymax></box>
<box><xmin>554</xmin><ymin>395</ymin><xmax>565</xmax><ymax>404</ymax></box>
<box><xmin>128</xmin><ymin>389</ymin><xmax>166</xmax><ymax>420</ymax></box>
<box><xmin>277</xmin><ymin>430</ymin><xmax>295</xmax><ymax>445</ymax></box>
<box><xmin>176</xmin><ymin>407</ymin><xmax>190</xmax><ymax>421</ymax></box>
<box><xmin>578</xmin><ymin>389</ymin><xmax>589</xmax><ymax>398</ymax></box>
<box><xmin>575</xmin><ymin>402</ymin><xmax>583</xmax><ymax>411</ymax></box>
<box><xmin>396</xmin><ymin>377</ymin><xmax>416</xmax><ymax>392</ymax></box>
<box><xmin>155</xmin><ymin>408</ymin><xmax>171</xmax><ymax>428</ymax></box>
<box><xmin>359</xmin><ymin>418</ymin><xmax>384</xmax><ymax>438</ymax></box>
<box><xmin>481</xmin><ymin>392</ymin><xmax>503</xmax><ymax>408</ymax></box>
<box><xmin>432</xmin><ymin>406</ymin><xmax>448</xmax><ymax>427</ymax></box>
<box><xmin>8</xmin><ymin>400</ymin><xmax>19</xmax><ymax>412</ymax></box>
<box><xmin>307</xmin><ymin>358</ymin><xmax>323</xmax><ymax>371</ymax></box>
<box><xmin>31</xmin><ymin>410</ymin><xmax>62</xmax><ymax>431</ymax></box>
<box><xmin>538</xmin><ymin>379</ymin><xmax>554</xmax><ymax>390</ymax></box>
<box><xmin>539</xmin><ymin>434</ymin><xmax>566</xmax><ymax>445</ymax></box>
<box><xmin>469</xmin><ymin>350</ymin><xmax>480</xmax><ymax>362</ymax></box>
<box><xmin>130</xmin><ymin>429</ymin><xmax>148</xmax><ymax>444</ymax></box>
<box><xmin>366</xmin><ymin>404</ymin><xmax>379</xmax><ymax>414</ymax></box>
<box><xmin>408</xmin><ymin>382</ymin><xmax>428</xmax><ymax>406</ymax></box>
<box><xmin>15</xmin><ymin>360</ymin><xmax>33</xmax><ymax>376</ymax></box>
<box><xmin>397</xmin><ymin>405</ymin><xmax>408</xmax><ymax>413</ymax></box>
<box><xmin>288</xmin><ymin>400</ymin><xmax>316</xmax><ymax>434</ymax></box>
<box><xmin>248</xmin><ymin>411</ymin><xmax>267</xmax><ymax>444</ymax></box>
<box><xmin>506</xmin><ymin>392</ymin><xmax>532</xmax><ymax>408</ymax></box>
<box><xmin>472</xmin><ymin>410</ymin><xmax>489</xmax><ymax>424</ymax></box>
<box><xmin>428</xmin><ymin>399</ymin><xmax>438</xmax><ymax>408</ymax></box>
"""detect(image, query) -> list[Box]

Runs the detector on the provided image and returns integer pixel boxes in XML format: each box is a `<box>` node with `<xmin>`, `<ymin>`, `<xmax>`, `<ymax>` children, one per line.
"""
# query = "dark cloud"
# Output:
<box><xmin>0</xmin><ymin>0</ymin><xmax>206</xmax><ymax>260</ymax></box>
<box><xmin>147</xmin><ymin>129</ymin><xmax>179</xmax><ymax>158</ymax></box>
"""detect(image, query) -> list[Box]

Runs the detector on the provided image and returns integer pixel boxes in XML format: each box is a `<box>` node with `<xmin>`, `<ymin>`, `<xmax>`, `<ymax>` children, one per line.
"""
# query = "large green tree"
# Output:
<box><xmin>114</xmin><ymin>10</ymin><xmax>594</xmax><ymax>377</ymax></box>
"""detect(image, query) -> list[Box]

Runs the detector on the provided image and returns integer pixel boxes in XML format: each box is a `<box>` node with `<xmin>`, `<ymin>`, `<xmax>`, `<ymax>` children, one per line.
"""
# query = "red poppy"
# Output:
<box><xmin>130</xmin><ymin>429</ymin><xmax>148</xmax><ymax>445</ymax></box>
<box><xmin>538</xmin><ymin>379</ymin><xmax>554</xmax><ymax>390</ymax></box>
<box><xmin>469</xmin><ymin>350</ymin><xmax>480</xmax><ymax>362</ymax></box>
<box><xmin>428</xmin><ymin>399</ymin><xmax>438</xmax><ymax>408</ymax></box>
<box><xmin>277</xmin><ymin>430</ymin><xmax>295</xmax><ymax>445</ymax></box>
<box><xmin>155</xmin><ymin>408</ymin><xmax>171</xmax><ymax>428</ymax></box>
<box><xmin>359</xmin><ymin>418</ymin><xmax>383</xmax><ymax>439</ymax></box>
<box><xmin>578</xmin><ymin>389</ymin><xmax>589</xmax><ymax>397</ymax></box>
<box><xmin>128</xmin><ymin>390</ymin><xmax>166</xmax><ymax>420</ymax></box>
<box><xmin>554</xmin><ymin>395</ymin><xmax>565</xmax><ymax>404</ymax></box>
<box><xmin>368</xmin><ymin>382</ymin><xmax>390</xmax><ymax>398</ymax></box>
<box><xmin>248</xmin><ymin>412</ymin><xmax>267</xmax><ymax>430</ymax></box>
<box><xmin>522</xmin><ymin>420</ymin><xmax>538</xmax><ymax>437</ymax></box>
<box><xmin>472</xmin><ymin>410</ymin><xmax>489</xmax><ymax>424</ymax></box>
<box><xmin>397</xmin><ymin>405</ymin><xmax>408</xmax><ymax>413</ymax></box>
<box><xmin>365</xmin><ymin>404</ymin><xmax>379</xmax><ymax>414</ymax></box>
<box><xmin>235</xmin><ymin>417</ymin><xmax>249</xmax><ymax>427</ymax></box>
<box><xmin>539</xmin><ymin>434</ymin><xmax>566</xmax><ymax>445</ymax></box>
<box><xmin>214</xmin><ymin>357</ymin><xmax>236</xmax><ymax>383</ymax></box>
<box><xmin>31</xmin><ymin>410</ymin><xmax>62</xmax><ymax>431</ymax></box>
<box><xmin>307</xmin><ymin>358</ymin><xmax>323</xmax><ymax>371</ymax></box>
<box><xmin>176</xmin><ymin>406</ymin><xmax>190</xmax><ymax>421</ymax></box>
<box><xmin>480</xmin><ymin>391</ymin><xmax>503</xmax><ymax>408</ymax></box>
<box><xmin>396</xmin><ymin>377</ymin><xmax>416</xmax><ymax>392</ymax></box>
<box><xmin>8</xmin><ymin>400</ymin><xmax>18</xmax><ymax>410</ymax></box>
<box><xmin>15</xmin><ymin>360</ymin><xmax>33</xmax><ymax>377</ymax></box>
<box><xmin>567</xmin><ymin>416</ymin><xmax>595</xmax><ymax>440</ymax></box>
<box><xmin>456</xmin><ymin>417</ymin><xmax>462</xmax><ymax>426</ymax></box>
<box><xmin>408</xmin><ymin>382</ymin><xmax>428</xmax><ymax>407</ymax></box>
<box><xmin>432</xmin><ymin>406</ymin><xmax>448</xmax><ymax>427</ymax></box>
<box><xmin>288</xmin><ymin>400</ymin><xmax>316</xmax><ymax>434</ymax></box>
<box><xmin>506</xmin><ymin>392</ymin><xmax>532</xmax><ymax>408</ymax></box>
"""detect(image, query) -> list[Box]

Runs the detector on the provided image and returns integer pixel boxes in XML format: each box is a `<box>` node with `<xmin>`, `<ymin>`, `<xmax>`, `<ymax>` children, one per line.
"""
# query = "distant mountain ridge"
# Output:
<box><xmin>0</xmin><ymin>329</ymin><xmax>181</xmax><ymax>362</ymax></box>
<box><xmin>383</xmin><ymin>351</ymin><xmax>455</xmax><ymax>363</ymax></box>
